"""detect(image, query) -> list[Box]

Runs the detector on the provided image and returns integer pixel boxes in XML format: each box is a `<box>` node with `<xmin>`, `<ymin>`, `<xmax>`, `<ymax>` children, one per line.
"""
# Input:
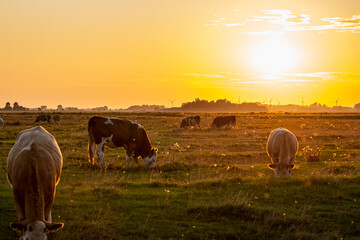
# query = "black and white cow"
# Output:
<box><xmin>0</xmin><ymin>117</ymin><xmax>3</xmax><ymax>128</ymax></box>
<box><xmin>179</xmin><ymin>116</ymin><xmax>200</xmax><ymax>129</ymax></box>
<box><xmin>212</xmin><ymin>116</ymin><xmax>236</xmax><ymax>128</ymax></box>
<box><xmin>88</xmin><ymin>116</ymin><xmax>157</xmax><ymax>169</ymax></box>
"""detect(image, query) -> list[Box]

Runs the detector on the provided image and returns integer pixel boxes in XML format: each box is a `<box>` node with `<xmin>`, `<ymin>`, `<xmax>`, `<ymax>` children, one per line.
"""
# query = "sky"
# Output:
<box><xmin>1</xmin><ymin>0</ymin><xmax>360</xmax><ymax>109</ymax></box>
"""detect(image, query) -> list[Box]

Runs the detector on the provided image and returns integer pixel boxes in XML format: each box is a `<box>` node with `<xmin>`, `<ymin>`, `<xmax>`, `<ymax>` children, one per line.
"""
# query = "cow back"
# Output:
<box><xmin>7</xmin><ymin>126</ymin><xmax>62</xmax><ymax>191</ymax></box>
<box><xmin>267</xmin><ymin>128</ymin><xmax>298</xmax><ymax>164</ymax></box>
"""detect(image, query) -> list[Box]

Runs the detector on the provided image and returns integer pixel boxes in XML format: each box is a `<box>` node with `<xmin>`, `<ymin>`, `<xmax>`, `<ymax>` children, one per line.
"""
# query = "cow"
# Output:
<box><xmin>212</xmin><ymin>116</ymin><xmax>236</xmax><ymax>128</ymax></box>
<box><xmin>53</xmin><ymin>115</ymin><xmax>60</xmax><ymax>124</ymax></box>
<box><xmin>266</xmin><ymin>128</ymin><xmax>299</xmax><ymax>178</ymax></box>
<box><xmin>179</xmin><ymin>116</ymin><xmax>200</xmax><ymax>129</ymax></box>
<box><xmin>0</xmin><ymin>117</ymin><xmax>3</xmax><ymax>128</ymax></box>
<box><xmin>35</xmin><ymin>114</ymin><xmax>51</xmax><ymax>123</ymax></box>
<box><xmin>7</xmin><ymin>126</ymin><xmax>64</xmax><ymax>239</ymax></box>
<box><xmin>88</xmin><ymin>116</ymin><xmax>158</xmax><ymax>169</ymax></box>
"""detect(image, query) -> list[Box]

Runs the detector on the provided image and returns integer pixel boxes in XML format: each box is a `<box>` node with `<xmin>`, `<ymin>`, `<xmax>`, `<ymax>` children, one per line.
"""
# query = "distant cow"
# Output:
<box><xmin>266</xmin><ymin>128</ymin><xmax>298</xmax><ymax>178</ymax></box>
<box><xmin>212</xmin><ymin>116</ymin><xmax>236</xmax><ymax>128</ymax></box>
<box><xmin>53</xmin><ymin>114</ymin><xmax>60</xmax><ymax>124</ymax></box>
<box><xmin>35</xmin><ymin>114</ymin><xmax>51</xmax><ymax>123</ymax></box>
<box><xmin>88</xmin><ymin>116</ymin><xmax>158</xmax><ymax>169</ymax></box>
<box><xmin>7</xmin><ymin>126</ymin><xmax>64</xmax><ymax>239</ymax></box>
<box><xmin>180</xmin><ymin>116</ymin><xmax>200</xmax><ymax>129</ymax></box>
<box><xmin>0</xmin><ymin>117</ymin><xmax>3</xmax><ymax>128</ymax></box>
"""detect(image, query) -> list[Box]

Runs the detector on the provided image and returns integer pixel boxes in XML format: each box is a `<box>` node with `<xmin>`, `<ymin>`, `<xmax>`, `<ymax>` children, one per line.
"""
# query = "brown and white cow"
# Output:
<box><xmin>53</xmin><ymin>115</ymin><xmax>60</xmax><ymax>124</ymax></box>
<box><xmin>212</xmin><ymin>116</ymin><xmax>236</xmax><ymax>128</ymax></box>
<box><xmin>88</xmin><ymin>116</ymin><xmax>158</xmax><ymax>169</ymax></box>
<box><xmin>35</xmin><ymin>114</ymin><xmax>51</xmax><ymax>123</ymax></box>
<box><xmin>0</xmin><ymin>117</ymin><xmax>3</xmax><ymax>128</ymax></box>
<box><xmin>179</xmin><ymin>116</ymin><xmax>200</xmax><ymax>129</ymax></box>
<box><xmin>7</xmin><ymin>126</ymin><xmax>64</xmax><ymax>239</ymax></box>
<box><xmin>266</xmin><ymin>128</ymin><xmax>298</xmax><ymax>178</ymax></box>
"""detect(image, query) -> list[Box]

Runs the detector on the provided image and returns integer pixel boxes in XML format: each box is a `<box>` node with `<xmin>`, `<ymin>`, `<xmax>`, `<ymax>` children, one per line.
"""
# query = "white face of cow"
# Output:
<box><xmin>23</xmin><ymin>221</ymin><xmax>47</xmax><ymax>240</ymax></box>
<box><xmin>143</xmin><ymin>148</ymin><xmax>157</xmax><ymax>168</ymax></box>
<box><xmin>11</xmin><ymin>221</ymin><xmax>64</xmax><ymax>240</ymax></box>
<box><xmin>268</xmin><ymin>163</ymin><xmax>294</xmax><ymax>178</ymax></box>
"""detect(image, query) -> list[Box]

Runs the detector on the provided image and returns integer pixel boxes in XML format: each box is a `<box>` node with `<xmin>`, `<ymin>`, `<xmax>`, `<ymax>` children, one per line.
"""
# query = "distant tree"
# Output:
<box><xmin>310</xmin><ymin>102</ymin><xmax>319</xmax><ymax>107</ymax></box>
<box><xmin>181</xmin><ymin>98</ymin><xmax>268</xmax><ymax>112</ymax></box>
<box><xmin>40</xmin><ymin>105</ymin><xmax>47</xmax><ymax>111</ymax></box>
<box><xmin>57</xmin><ymin>105</ymin><xmax>64</xmax><ymax>111</ymax></box>
<box><xmin>4</xmin><ymin>102</ymin><xmax>12</xmax><ymax>110</ymax></box>
<box><xmin>13</xmin><ymin>102</ymin><xmax>20</xmax><ymax>110</ymax></box>
<box><xmin>354</xmin><ymin>103</ymin><xmax>360</xmax><ymax>111</ymax></box>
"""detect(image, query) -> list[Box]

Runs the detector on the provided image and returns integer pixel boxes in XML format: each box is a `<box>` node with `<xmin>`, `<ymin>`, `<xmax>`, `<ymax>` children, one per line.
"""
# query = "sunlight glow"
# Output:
<box><xmin>251</xmin><ymin>37</ymin><xmax>299</xmax><ymax>73</ymax></box>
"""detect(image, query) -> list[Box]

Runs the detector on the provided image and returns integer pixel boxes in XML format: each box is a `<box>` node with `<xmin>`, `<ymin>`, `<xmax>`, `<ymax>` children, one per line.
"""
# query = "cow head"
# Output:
<box><xmin>142</xmin><ymin>148</ymin><xmax>157</xmax><ymax>168</ymax></box>
<box><xmin>11</xmin><ymin>220</ymin><xmax>64</xmax><ymax>240</ymax></box>
<box><xmin>268</xmin><ymin>163</ymin><xmax>294</xmax><ymax>178</ymax></box>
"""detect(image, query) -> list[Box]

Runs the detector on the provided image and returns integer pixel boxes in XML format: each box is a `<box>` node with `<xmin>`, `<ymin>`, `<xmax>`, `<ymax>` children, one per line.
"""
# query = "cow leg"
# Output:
<box><xmin>96</xmin><ymin>139</ymin><xmax>106</xmax><ymax>169</ymax></box>
<box><xmin>48</xmin><ymin>210</ymin><xmax>52</xmax><ymax>223</ymax></box>
<box><xmin>88</xmin><ymin>135</ymin><xmax>97</xmax><ymax>166</ymax></box>
<box><xmin>13</xmin><ymin>194</ymin><xmax>25</xmax><ymax>221</ymax></box>
<box><xmin>125</xmin><ymin>142</ymin><xmax>136</xmax><ymax>167</ymax></box>
<box><xmin>44</xmin><ymin>193</ymin><xmax>54</xmax><ymax>222</ymax></box>
<box><xmin>125</xmin><ymin>154</ymin><xmax>130</xmax><ymax>167</ymax></box>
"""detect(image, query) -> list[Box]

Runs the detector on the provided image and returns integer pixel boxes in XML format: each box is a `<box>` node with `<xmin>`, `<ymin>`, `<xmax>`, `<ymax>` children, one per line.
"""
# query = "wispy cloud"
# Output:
<box><xmin>205</xmin><ymin>10</ymin><xmax>360</xmax><ymax>34</ymax></box>
<box><xmin>181</xmin><ymin>72</ymin><xmax>360</xmax><ymax>86</ymax></box>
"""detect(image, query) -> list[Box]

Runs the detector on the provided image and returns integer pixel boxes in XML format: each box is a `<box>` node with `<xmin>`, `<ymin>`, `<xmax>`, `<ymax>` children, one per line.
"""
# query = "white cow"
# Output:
<box><xmin>266</xmin><ymin>128</ymin><xmax>298</xmax><ymax>178</ymax></box>
<box><xmin>7</xmin><ymin>126</ymin><xmax>64</xmax><ymax>239</ymax></box>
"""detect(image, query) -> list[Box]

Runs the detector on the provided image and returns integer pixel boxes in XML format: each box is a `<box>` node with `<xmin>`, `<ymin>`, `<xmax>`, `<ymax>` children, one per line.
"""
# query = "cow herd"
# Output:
<box><xmin>34</xmin><ymin>114</ymin><xmax>61</xmax><ymax>124</ymax></box>
<box><xmin>179</xmin><ymin>115</ymin><xmax>236</xmax><ymax>129</ymax></box>
<box><xmin>1</xmin><ymin>114</ymin><xmax>299</xmax><ymax>239</ymax></box>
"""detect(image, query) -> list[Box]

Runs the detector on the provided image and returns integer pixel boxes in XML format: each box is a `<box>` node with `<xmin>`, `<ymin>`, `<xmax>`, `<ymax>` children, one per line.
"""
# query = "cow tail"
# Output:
<box><xmin>87</xmin><ymin>117</ymin><xmax>97</xmax><ymax>162</ymax></box>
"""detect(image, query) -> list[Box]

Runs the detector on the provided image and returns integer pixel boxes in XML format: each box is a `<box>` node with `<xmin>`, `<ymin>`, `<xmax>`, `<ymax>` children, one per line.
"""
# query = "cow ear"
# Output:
<box><xmin>268</xmin><ymin>163</ymin><xmax>277</xmax><ymax>169</ymax></box>
<box><xmin>289</xmin><ymin>164</ymin><xmax>295</xmax><ymax>169</ymax></box>
<box><xmin>10</xmin><ymin>222</ymin><xmax>25</xmax><ymax>232</ymax></box>
<box><xmin>45</xmin><ymin>222</ymin><xmax>64</xmax><ymax>232</ymax></box>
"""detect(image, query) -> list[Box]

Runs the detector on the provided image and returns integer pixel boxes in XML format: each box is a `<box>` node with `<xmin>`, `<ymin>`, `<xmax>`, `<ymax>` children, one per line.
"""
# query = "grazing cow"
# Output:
<box><xmin>88</xmin><ymin>116</ymin><xmax>158</xmax><ymax>169</ymax></box>
<box><xmin>266</xmin><ymin>128</ymin><xmax>298</xmax><ymax>178</ymax></box>
<box><xmin>35</xmin><ymin>114</ymin><xmax>51</xmax><ymax>123</ymax></box>
<box><xmin>212</xmin><ymin>116</ymin><xmax>236</xmax><ymax>128</ymax></box>
<box><xmin>53</xmin><ymin>115</ymin><xmax>60</xmax><ymax>124</ymax></box>
<box><xmin>180</xmin><ymin>116</ymin><xmax>200</xmax><ymax>129</ymax></box>
<box><xmin>0</xmin><ymin>117</ymin><xmax>3</xmax><ymax>128</ymax></box>
<box><xmin>7</xmin><ymin>126</ymin><xmax>64</xmax><ymax>239</ymax></box>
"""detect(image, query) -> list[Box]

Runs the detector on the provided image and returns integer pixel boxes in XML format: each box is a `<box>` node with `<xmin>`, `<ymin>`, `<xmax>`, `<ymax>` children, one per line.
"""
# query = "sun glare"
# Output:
<box><xmin>251</xmin><ymin>37</ymin><xmax>299</xmax><ymax>73</ymax></box>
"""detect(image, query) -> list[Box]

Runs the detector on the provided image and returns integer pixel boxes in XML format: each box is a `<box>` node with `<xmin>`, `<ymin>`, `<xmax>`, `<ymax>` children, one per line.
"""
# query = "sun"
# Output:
<box><xmin>251</xmin><ymin>37</ymin><xmax>299</xmax><ymax>73</ymax></box>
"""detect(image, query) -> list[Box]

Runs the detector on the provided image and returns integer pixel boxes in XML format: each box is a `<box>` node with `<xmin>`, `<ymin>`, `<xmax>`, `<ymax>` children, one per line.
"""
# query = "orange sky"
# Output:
<box><xmin>1</xmin><ymin>0</ymin><xmax>360</xmax><ymax>109</ymax></box>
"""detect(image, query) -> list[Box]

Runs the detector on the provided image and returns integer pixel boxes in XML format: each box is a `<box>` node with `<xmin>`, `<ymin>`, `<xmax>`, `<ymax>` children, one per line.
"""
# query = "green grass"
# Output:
<box><xmin>0</xmin><ymin>112</ymin><xmax>360</xmax><ymax>239</ymax></box>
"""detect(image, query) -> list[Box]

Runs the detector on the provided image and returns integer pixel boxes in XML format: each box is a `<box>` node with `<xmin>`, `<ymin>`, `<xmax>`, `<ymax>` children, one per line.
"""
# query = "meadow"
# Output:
<box><xmin>0</xmin><ymin>112</ymin><xmax>359</xmax><ymax>240</ymax></box>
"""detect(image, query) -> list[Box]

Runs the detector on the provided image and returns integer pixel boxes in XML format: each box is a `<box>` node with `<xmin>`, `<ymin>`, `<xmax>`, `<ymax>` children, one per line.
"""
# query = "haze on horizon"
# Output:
<box><xmin>1</xmin><ymin>0</ymin><xmax>360</xmax><ymax>109</ymax></box>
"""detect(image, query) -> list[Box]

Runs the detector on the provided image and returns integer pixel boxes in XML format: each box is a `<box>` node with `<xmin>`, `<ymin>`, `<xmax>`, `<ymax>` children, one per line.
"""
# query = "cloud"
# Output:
<box><xmin>253</xmin><ymin>9</ymin><xmax>311</xmax><ymax>26</ymax></box>
<box><xmin>181</xmin><ymin>72</ymin><xmax>360</xmax><ymax>86</ymax></box>
<box><xmin>205</xmin><ymin>10</ymin><xmax>360</xmax><ymax>34</ymax></box>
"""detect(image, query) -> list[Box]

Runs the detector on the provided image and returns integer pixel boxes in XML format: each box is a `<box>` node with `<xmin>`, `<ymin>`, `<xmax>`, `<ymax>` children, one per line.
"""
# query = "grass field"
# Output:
<box><xmin>0</xmin><ymin>112</ymin><xmax>359</xmax><ymax>240</ymax></box>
